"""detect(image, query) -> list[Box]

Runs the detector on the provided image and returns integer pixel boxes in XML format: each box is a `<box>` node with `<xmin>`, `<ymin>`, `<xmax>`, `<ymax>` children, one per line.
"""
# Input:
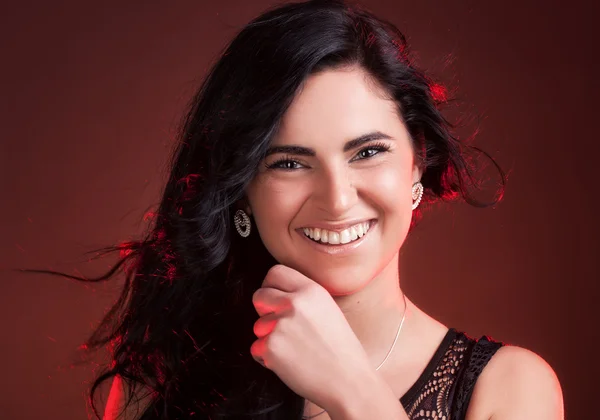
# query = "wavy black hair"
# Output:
<box><xmin>20</xmin><ymin>0</ymin><xmax>505</xmax><ymax>419</ymax></box>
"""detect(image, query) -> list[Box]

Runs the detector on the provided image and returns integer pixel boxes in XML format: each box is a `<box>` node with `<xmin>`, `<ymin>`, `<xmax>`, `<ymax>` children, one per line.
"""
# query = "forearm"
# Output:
<box><xmin>328</xmin><ymin>374</ymin><xmax>410</xmax><ymax>420</ymax></box>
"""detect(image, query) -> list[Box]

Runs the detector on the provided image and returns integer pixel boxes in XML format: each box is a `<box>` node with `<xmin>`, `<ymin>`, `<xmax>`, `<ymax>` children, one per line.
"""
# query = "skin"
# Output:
<box><xmin>103</xmin><ymin>65</ymin><xmax>564</xmax><ymax>420</ymax></box>
<box><xmin>245</xmin><ymin>65</ymin><xmax>420</xmax><ymax>358</ymax></box>
<box><xmin>243</xmin><ymin>66</ymin><xmax>564</xmax><ymax>420</ymax></box>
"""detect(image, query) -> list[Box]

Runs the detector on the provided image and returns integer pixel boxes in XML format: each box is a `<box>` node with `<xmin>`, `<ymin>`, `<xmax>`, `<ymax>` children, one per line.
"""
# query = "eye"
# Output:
<box><xmin>265</xmin><ymin>141</ymin><xmax>391</xmax><ymax>171</ymax></box>
<box><xmin>265</xmin><ymin>155</ymin><xmax>305</xmax><ymax>171</ymax></box>
<box><xmin>353</xmin><ymin>142</ymin><xmax>391</xmax><ymax>161</ymax></box>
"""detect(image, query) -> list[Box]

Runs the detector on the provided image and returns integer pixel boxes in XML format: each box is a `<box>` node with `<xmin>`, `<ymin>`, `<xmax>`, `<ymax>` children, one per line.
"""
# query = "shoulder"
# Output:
<box><xmin>104</xmin><ymin>375</ymin><xmax>155</xmax><ymax>420</ymax></box>
<box><xmin>466</xmin><ymin>344</ymin><xmax>564</xmax><ymax>420</ymax></box>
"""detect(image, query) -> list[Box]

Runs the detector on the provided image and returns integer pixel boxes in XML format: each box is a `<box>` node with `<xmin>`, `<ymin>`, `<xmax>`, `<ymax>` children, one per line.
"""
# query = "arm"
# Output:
<box><xmin>103</xmin><ymin>375</ymin><xmax>154</xmax><ymax>420</ymax></box>
<box><xmin>467</xmin><ymin>346</ymin><xmax>564</xmax><ymax>420</ymax></box>
<box><xmin>327</xmin><ymin>372</ymin><xmax>409</xmax><ymax>420</ymax></box>
<box><xmin>328</xmin><ymin>345</ymin><xmax>564</xmax><ymax>420</ymax></box>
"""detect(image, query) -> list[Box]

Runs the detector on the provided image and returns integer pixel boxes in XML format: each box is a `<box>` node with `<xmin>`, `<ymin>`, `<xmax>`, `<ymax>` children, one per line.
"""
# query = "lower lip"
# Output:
<box><xmin>297</xmin><ymin>220</ymin><xmax>377</xmax><ymax>255</ymax></box>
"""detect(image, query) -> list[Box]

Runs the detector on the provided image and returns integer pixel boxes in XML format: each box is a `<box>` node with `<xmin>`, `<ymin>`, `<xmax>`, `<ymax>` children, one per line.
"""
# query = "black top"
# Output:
<box><xmin>400</xmin><ymin>328</ymin><xmax>504</xmax><ymax>420</ymax></box>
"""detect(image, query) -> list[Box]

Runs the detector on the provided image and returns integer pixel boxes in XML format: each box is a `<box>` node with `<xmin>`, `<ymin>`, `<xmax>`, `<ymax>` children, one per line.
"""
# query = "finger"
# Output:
<box><xmin>253</xmin><ymin>312</ymin><xmax>278</xmax><ymax>338</ymax></box>
<box><xmin>261</xmin><ymin>264</ymin><xmax>310</xmax><ymax>293</ymax></box>
<box><xmin>252</xmin><ymin>286</ymin><xmax>290</xmax><ymax>317</ymax></box>
<box><xmin>250</xmin><ymin>337</ymin><xmax>268</xmax><ymax>368</ymax></box>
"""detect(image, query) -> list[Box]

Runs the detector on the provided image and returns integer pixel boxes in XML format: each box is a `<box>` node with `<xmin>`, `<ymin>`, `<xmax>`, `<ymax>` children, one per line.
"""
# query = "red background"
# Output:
<box><xmin>1</xmin><ymin>1</ymin><xmax>597</xmax><ymax>419</ymax></box>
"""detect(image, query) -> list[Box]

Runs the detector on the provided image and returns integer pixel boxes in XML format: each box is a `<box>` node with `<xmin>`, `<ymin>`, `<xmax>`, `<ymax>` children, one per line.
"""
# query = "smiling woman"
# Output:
<box><xmin>21</xmin><ymin>0</ymin><xmax>563</xmax><ymax>419</ymax></box>
<box><xmin>245</xmin><ymin>67</ymin><xmax>421</xmax><ymax>290</ymax></box>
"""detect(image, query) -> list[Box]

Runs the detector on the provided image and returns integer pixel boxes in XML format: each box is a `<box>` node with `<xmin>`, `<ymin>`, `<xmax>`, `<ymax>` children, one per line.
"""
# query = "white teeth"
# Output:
<box><xmin>313</xmin><ymin>228</ymin><xmax>321</xmax><ymax>241</ymax></box>
<box><xmin>302</xmin><ymin>221</ymin><xmax>372</xmax><ymax>244</ymax></box>
<box><xmin>328</xmin><ymin>231</ymin><xmax>340</xmax><ymax>244</ymax></box>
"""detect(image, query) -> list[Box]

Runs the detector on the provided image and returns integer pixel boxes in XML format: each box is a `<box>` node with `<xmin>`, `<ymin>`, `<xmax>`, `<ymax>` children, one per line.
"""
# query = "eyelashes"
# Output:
<box><xmin>265</xmin><ymin>141</ymin><xmax>392</xmax><ymax>171</ymax></box>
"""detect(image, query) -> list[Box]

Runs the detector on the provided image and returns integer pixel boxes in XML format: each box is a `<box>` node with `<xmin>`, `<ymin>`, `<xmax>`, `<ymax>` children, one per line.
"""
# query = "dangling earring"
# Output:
<box><xmin>412</xmin><ymin>182</ymin><xmax>424</xmax><ymax>210</ymax></box>
<box><xmin>234</xmin><ymin>209</ymin><xmax>251</xmax><ymax>237</ymax></box>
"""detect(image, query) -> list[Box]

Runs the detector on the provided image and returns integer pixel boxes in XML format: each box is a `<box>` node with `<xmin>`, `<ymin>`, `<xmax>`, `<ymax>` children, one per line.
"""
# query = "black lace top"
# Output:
<box><xmin>400</xmin><ymin>328</ymin><xmax>503</xmax><ymax>420</ymax></box>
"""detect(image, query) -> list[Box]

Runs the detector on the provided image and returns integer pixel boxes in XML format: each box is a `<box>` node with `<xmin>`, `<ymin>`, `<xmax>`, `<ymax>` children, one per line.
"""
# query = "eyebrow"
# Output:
<box><xmin>265</xmin><ymin>131</ymin><xmax>394</xmax><ymax>157</ymax></box>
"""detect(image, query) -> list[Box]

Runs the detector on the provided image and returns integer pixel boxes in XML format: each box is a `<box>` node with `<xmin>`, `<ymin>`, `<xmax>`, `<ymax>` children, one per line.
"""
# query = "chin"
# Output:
<box><xmin>303</xmin><ymin>266</ymin><xmax>372</xmax><ymax>295</ymax></box>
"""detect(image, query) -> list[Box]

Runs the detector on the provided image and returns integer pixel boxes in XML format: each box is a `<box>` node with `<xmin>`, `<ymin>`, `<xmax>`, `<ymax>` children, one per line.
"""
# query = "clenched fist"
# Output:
<box><xmin>250</xmin><ymin>264</ymin><xmax>375</xmax><ymax>413</ymax></box>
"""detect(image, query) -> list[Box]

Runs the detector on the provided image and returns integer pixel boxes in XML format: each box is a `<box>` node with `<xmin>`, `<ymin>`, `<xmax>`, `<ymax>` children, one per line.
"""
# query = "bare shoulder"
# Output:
<box><xmin>466</xmin><ymin>344</ymin><xmax>564</xmax><ymax>420</ymax></box>
<box><xmin>103</xmin><ymin>375</ymin><xmax>155</xmax><ymax>420</ymax></box>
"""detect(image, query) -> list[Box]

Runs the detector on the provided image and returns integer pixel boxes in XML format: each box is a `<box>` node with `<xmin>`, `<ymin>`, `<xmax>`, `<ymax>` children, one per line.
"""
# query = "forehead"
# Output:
<box><xmin>275</xmin><ymin>67</ymin><xmax>404</xmax><ymax>144</ymax></box>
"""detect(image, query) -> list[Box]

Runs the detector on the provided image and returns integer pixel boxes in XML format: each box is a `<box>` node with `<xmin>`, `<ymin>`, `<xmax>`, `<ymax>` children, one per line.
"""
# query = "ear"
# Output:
<box><xmin>412</xmin><ymin>163</ymin><xmax>423</xmax><ymax>184</ymax></box>
<box><xmin>237</xmin><ymin>196</ymin><xmax>252</xmax><ymax>216</ymax></box>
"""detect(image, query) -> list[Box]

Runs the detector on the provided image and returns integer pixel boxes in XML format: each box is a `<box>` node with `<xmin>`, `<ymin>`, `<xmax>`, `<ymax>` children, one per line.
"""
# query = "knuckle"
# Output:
<box><xmin>252</xmin><ymin>319</ymin><xmax>261</xmax><ymax>336</ymax></box>
<box><xmin>252</xmin><ymin>287</ymin><xmax>264</xmax><ymax>304</ymax></box>
<box><xmin>264</xmin><ymin>331</ymin><xmax>281</xmax><ymax>354</ymax></box>
<box><xmin>287</xmin><ymin>294</ymin><xmax>303</xmax><ymax>315</ymax></box>
<box><xmin>267</xmin><ymin>264</ymin><xmax>285</xmax><ymax>277</ymax></box>
<box><xmin>249</xmin><ymin>339</ymin><xmax>259</xmax><ymax>357</ymax></box>
<box><xmin>273</xmin><ymin>316</ymin><xmax>287</xmax><ymax>333</ymax></box>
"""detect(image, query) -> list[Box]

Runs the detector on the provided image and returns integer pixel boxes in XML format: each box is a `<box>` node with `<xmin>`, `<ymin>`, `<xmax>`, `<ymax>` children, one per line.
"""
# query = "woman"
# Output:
<box><xmin>25</xmin><ymin>0</ymin><xmax>563</xmax><ymax>419</ymax></box>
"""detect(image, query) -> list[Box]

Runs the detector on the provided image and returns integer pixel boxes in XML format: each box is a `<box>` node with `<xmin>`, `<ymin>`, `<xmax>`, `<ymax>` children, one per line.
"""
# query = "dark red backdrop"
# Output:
<box><xmin>1</xmin><ymin>1</ymin><xmax>596</xmax><ymax>419</ymax></box>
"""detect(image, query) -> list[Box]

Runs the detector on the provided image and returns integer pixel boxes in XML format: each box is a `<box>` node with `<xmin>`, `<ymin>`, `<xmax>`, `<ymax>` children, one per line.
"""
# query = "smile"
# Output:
<box><xmin>296</xmin><ymin>219</ymin><xmax>377</xmax><ymax>255</ymax></box>
<box><xmin>302</xmin><ymin>220</ymin><xmax>372</xmax><ymax>244</ymax></box>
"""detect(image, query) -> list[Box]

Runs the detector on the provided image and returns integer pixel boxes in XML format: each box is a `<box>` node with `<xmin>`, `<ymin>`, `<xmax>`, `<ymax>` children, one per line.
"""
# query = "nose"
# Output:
<box><xmin>313</xmin><ymin>162</ymin><xmax>358</xmax><ymax>217</ymax></box>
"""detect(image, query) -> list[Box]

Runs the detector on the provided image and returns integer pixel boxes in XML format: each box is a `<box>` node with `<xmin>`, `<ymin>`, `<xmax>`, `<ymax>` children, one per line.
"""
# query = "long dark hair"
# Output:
<box><xmin>20</xmin><ymin>0</ymin><xmax>505</xmax><ymax>418</ymax></box>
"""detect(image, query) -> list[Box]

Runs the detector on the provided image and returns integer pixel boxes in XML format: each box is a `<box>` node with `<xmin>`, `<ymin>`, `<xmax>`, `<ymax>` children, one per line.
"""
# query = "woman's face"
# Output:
<box><xmin>245</xmin><ymin>66</ymin><xmax>421</xmax><ymax>295</ymax></box>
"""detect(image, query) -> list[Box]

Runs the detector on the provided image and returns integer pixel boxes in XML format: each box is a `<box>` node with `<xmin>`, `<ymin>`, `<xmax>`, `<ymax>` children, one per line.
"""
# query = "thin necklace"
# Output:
<box><xmin>302</xmin><ymin>293</ymin><xmax>408</xmax><ymax>419</ymax></box>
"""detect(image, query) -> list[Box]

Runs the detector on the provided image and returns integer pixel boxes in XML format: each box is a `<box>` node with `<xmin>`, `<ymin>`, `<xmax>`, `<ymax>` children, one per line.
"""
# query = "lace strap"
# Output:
<box><xmin>452</xmin><ymin>335</ymin><xmax>503</xmax><ymax>420</ymax></box>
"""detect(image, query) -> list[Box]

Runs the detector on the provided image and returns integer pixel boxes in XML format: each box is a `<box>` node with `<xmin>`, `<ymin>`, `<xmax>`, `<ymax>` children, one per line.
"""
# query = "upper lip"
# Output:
<box><xmin>297</xmin><ymin>219</ymin><xmax>376</xmax><ymax>232</ymax></box>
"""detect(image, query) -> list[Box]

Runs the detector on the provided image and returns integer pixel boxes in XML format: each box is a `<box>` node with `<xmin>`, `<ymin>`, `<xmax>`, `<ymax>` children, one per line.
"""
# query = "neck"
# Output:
<box><xmin>331</xmin><ymin>252</ymin><xmax>408</xmax><ymax>368</ymax></box>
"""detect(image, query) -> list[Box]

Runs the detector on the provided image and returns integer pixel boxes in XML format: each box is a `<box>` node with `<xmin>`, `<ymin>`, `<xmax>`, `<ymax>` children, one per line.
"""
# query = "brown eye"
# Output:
<box><xmin>265</xmin><ymin>156</ymin><xmax>305</xmax><ymax>171</ymax></box>
<box><xmin>354</xmin><ymin>142</ymin><xmax>391</xmax><ymax>161</ymax></box>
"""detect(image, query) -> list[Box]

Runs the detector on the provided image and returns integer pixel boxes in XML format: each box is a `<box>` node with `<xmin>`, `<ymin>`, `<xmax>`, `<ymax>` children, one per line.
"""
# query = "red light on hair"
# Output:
<box><xmin>430</xmin><ymin>83</ymin><xmax>447</xmax><ymax>103</ymax></box>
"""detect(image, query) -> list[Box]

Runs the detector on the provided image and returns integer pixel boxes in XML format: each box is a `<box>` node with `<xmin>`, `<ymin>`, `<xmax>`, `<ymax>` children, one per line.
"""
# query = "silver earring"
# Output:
<box><xmin>233</xmin><ymin>209</ymin><xmax>251</xmax><ymax>237</ymax></box>
<box><xmin>412</xmin><ymin>182</ymin><xmax>424</xmax><ymax>210</ymax></box>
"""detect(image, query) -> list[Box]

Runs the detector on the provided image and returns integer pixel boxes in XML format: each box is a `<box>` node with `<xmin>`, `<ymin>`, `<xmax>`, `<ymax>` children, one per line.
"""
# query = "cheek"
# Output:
<box><xmin>246</xmin><ymin>177</ymin><xmax>307</xmax><ymax>257</ymax></box>
<box><xmin>255</xmin><ymin>180</ymin><xmax>305</xmax><ymax>223</ymax></box>
<box><xmin>367</xmin><ymin>165</ymin><xmax>412</xmax><ymax>213</ymax></box>
<box><xmin>365</xmin><ymin>165</ymin><xmax>414</xmax><ymax>254</ymax></box>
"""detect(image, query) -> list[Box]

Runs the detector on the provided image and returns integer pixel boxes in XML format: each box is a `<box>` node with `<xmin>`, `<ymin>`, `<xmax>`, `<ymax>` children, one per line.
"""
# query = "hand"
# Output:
<box><xmin>250</xmin><ymin>264</ymin><xmax>374</xmax><ymax>412</ymax></box>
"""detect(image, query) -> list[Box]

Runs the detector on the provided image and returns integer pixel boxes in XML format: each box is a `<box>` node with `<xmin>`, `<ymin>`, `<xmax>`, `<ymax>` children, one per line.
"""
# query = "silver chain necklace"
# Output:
<box><xmin>301</xmin><ymin>293</ymin><xmax>408</xmax><ymax>419</ymax></box>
